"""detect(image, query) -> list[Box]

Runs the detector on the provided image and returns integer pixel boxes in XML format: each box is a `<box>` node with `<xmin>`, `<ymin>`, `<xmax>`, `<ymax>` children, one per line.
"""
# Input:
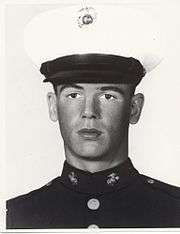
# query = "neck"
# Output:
<box><xmin>64</xmin><ymin>139</ymin><xmax>128</xmax><ymax>173</ymax></box>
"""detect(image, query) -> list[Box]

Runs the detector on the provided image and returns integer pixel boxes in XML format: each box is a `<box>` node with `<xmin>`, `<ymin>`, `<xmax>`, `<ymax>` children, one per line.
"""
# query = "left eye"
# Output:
<box><xmin>100</xmin><ymin>94</ymin><xmax>116</xmax><ymax>100</ymax></box>
<box><xmin>67</xmin><ymin>93</ymin><xmax>81</xmax><ymax>99</ymax></box>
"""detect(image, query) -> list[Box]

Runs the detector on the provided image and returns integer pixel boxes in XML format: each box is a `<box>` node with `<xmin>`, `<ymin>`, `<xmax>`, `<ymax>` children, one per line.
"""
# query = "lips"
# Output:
<box><xmin>78</xmin><ymin>128</ymin><xmax>102</xmax><ymax>140</ymax></box>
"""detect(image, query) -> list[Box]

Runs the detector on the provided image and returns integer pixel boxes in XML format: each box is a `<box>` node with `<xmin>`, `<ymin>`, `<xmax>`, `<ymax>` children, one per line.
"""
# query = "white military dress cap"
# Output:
<box><xmin>24</xmin><ymin>3</ymin><xmax>165</xmax><ymax>84</ymax></box>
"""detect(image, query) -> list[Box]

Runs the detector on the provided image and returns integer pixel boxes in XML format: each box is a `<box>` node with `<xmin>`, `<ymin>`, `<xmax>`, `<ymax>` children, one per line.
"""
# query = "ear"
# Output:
<box><xmin>129</xmin><ymin>93</ymin><xmax>144</xmax><ymax>124</ymax></box>
<box><xmin>47</xmin><ymin>92</ymin><xmax>58</xmax><ymax>122</ymax></box>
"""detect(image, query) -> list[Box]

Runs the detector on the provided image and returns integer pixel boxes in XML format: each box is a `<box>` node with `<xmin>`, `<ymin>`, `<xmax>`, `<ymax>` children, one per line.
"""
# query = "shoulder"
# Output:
<box><xmin>138</xmin><ymin>174</ymin><xmax>180</xmax><ymax>199</ymax></box>
<box><xmin>7</xmin><ymin>176</ymin><xmax>62</xmax><ymax>209</ymax></box>
<box><xmin>6</xmin><ymin>176</ymin><xmax>62</xmax><ymax>229</ymax></box>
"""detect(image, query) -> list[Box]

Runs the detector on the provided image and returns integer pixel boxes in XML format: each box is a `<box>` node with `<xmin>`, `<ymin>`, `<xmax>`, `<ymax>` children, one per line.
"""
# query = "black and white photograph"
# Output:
<box><xmin>1</xmin><ymin>0</ymin><xmax>180</xmax><ymax>231</ymax></box>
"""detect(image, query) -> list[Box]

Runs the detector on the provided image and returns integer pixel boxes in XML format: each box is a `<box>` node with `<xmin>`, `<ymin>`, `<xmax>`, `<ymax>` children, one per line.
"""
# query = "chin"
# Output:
<box><xmin>74</xmin><ymin>141</ymin><xmax>108</xmax><ymax>159</ymax></box>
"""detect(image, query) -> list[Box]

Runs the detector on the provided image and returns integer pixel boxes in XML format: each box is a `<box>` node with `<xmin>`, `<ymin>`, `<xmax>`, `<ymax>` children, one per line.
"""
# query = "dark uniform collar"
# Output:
<box><xmin>60</xmin><ymin>158</ymin><xmax>139</xmax><ymax>195</ymax></box>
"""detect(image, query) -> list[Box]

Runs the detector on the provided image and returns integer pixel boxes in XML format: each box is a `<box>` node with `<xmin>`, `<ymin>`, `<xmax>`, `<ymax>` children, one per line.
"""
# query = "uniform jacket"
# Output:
<box><xmin>6</xmin><ymin>158</ymin><xmax>180</xmax><ymax>229</ymax></box>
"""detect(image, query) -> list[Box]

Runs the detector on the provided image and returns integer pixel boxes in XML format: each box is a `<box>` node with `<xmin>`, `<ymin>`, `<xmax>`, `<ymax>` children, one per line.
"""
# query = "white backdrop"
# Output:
<box><xmin>4</xmin><ymin>0</ymin><xmax>180</xmax><ymax>200</ymax></box>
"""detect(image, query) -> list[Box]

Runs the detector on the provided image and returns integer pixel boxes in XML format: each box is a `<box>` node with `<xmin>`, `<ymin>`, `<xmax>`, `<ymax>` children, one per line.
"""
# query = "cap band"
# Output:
<box><xmin>40</xmin><ymin>54</ymin><xmax>146</xmax><ymax>85</ymax></box>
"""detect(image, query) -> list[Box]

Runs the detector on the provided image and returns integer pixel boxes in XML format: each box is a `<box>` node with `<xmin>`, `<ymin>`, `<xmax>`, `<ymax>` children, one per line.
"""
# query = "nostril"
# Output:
<box><xmin>82</xmin><ymin>113</ymin><xmax>97</xmax><ymax>119</ymax></box>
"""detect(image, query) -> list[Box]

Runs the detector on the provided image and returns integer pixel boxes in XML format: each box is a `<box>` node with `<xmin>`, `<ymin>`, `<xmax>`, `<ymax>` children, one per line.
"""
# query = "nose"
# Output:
<box><xmin>81</xmin><ymin>96</ymin><xmax>100</xmax><ymax>119</ymax></box>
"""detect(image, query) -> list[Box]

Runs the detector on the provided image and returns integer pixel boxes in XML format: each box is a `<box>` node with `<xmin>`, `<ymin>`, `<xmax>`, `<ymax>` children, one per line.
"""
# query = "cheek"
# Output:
<box><xmin>101</xmin><ymin>102</ymin><xmax>130</xmax><ymax>130</ymax></box>
<box><xmin>57</xmin><ymin>101</ymin><xmax>82</xmax><ymax>132</ymax></box>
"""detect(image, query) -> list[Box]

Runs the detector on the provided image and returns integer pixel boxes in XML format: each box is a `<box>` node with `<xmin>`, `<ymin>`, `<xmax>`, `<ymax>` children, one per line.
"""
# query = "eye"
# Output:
<box><xmin>67</xmin><ymin>93</ymin><xmax>81</xmax><ymax>99</ymax></box>
<box><xmin>100</xmin><ymin>94</ymin><xmax>117</xmax><ymax>100</ymax></box>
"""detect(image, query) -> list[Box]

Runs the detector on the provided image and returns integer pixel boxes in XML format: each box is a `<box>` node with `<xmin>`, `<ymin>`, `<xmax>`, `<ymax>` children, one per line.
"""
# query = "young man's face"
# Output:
<box><xmin>47</xmin><ymin>83</ymin><xmax>144</xmax><ymax>160</ymax></box>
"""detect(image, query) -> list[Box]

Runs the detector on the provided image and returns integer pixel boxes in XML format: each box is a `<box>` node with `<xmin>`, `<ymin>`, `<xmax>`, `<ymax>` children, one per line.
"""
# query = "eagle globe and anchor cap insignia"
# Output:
<box><xmin>77</xmin><ymin>6</ymin><xmax>97</xmax><ymax>28</ymax></box>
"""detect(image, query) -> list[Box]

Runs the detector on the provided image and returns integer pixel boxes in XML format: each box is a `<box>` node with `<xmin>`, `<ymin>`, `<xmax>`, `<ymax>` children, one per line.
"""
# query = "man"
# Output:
<box><xmin>6</xmin><ymin>4</ymin><xmax>180</xmax><ymax>229</ymax></box>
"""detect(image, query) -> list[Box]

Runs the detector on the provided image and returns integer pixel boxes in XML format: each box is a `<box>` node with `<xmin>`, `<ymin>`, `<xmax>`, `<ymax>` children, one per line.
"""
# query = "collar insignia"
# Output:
<box><xmin>107</xmin><ymin>173</ymin><xmax>120</xmax><ymax>186</ymax></box>
<box><xmin>68</xmin><ymin>171</ymin><xmax>78</xmax><ymax>185</ymax></box>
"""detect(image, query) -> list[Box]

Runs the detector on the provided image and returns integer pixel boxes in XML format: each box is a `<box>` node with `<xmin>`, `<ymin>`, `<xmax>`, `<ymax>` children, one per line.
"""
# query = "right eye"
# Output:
<box><xmin>67</xmin><ymin>93</ymin><xmax>81</xmax><ymax>99</ymax></box>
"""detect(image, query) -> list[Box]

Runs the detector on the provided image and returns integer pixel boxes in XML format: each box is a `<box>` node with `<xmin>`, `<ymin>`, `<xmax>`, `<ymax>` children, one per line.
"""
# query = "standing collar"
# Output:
<box><xmin>60</xmin><ymin>158</ymin><xmax>139</xmax><ymax>195</ymax></box>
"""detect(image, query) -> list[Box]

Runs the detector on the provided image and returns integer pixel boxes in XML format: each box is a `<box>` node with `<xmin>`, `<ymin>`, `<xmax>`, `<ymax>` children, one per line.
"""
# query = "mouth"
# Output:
<box><xmin>78</xmin><ymin>128</ymin><xmax>102</xmax><ymax>140</ymax></box>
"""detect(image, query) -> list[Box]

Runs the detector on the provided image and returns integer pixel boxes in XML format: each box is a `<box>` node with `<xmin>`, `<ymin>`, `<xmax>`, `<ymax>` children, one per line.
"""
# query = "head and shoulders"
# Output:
<box><xmin>7</xmin><ymin>53</ymin><xmax>180</xmax><ymax>208</ymax></box>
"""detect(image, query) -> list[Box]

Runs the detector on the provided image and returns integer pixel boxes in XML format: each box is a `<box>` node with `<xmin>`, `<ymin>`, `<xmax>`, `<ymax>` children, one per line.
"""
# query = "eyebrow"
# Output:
<box><xmin>59</xmin><ymin>84</ymin><xmax>125</xmax><ymax>95</ymax></box>
<box><xmin>59</xmin><ymin>84</ymin><xmax>84</xmax><ymax>93</ymax></box>
<box><xmin>99</xmin><ymin>86</ymin><xmax>125</xmax><ymax>95</ymax></box>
